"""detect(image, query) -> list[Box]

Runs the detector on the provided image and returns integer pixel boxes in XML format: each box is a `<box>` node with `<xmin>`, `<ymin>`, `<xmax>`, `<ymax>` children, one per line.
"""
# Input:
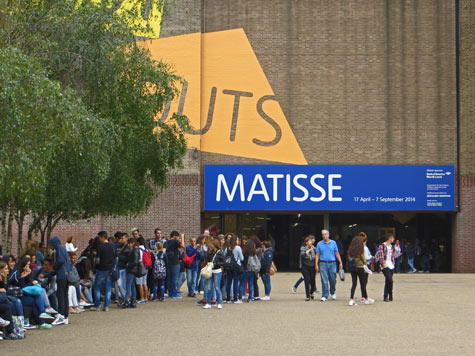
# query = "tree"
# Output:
<box><xmin>0</xmin><ymin>0</ymin><xmax>189</xmax><ymax>246</ymax></box>
<box><xmin>0</xmin><ymin>46</ymin><xmax>106</xmax><ymax>252</ymax></box>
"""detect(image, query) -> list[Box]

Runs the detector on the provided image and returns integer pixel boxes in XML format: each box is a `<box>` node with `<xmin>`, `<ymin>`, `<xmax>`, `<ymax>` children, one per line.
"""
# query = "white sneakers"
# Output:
<box><xmin>364</xmin><ymin>298</ymin><xmax>375</xmax><ymax>305</ymax></box>
<box><xmin>52</xmin><ymin>314</ymin><xmax>69</xmax><ymax>326</ymax></box>
<box><xmin>320</xmin><ymin>297</ymin><xmax>327</xmax><ymax>302</ymax></box>
<box><xmin>45</xmin><ymin>307</ymin><xmax>58</xmax><ymax>314</ymax></box>
<box><xmin>234</xmin><ymin>300</ymin><xmax>243</xmax><ymax>304</ymax></box>
<box><xmin>261</xmin><ymin>296</ymin><xmax>271</xmax><ymax>301</ymax></box>
<box><xmin>349</xmin><ymin>300</ymin><xmax>357</xmax><ymax>306</ymax></box>
<box><xmin>331</xmin><ymin>294</ymin><xmax>337</xmax><ymax>300</ymax></box>
<box><xmin>203</xmin><ymin>304</ymin><xmax>212</xmax><ymax>309</ymax></box>
<box><xmin>217</xmin><ymin>304</ymin><xmax>223</xmax><ymax>309</ymax></box>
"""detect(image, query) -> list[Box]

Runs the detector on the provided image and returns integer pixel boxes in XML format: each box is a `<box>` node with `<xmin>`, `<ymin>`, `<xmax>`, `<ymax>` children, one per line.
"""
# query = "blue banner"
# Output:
<box><xmin>204</xmin><ymin>165</ymin><xmax>456</xmax><ymax>211</ymax></box>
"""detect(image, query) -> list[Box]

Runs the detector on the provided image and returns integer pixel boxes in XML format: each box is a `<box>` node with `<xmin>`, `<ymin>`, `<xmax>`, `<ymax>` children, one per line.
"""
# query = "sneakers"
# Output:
<box><xmin>261</xmin><ymin>296</ymin><xmax>271</xmax><ymax>301</ymax></box>
<box><xmin>23</xmin><ymin>319</ymin><xmax>36</xmax><ymax>329</ymax></box>
<box><xmin>199</xmin><ymin>291</ymin><xmax>204</xmax><ymax>295</ymax></box>
<box><xmin>305</xmin><ymin>298</ymin><xmax>310</xmax><ymax>301</ymax></box>
<box><xmin>79</xmin><ymin>300</ymin><xmax>92</xmax><ymax>307</ymax></box>
<box><xmin>89</xmin><ymin>307</ymin><xmax>99</xmax><ymax>311</ymax></box>
<box><xmin>4</xmin><ymin>333</ymin><xmax>22</xmax><ymax>340</ymax></box>
<box><xmin>320</xmin><ymin>297</ymin><xmax>327</xmax><ymax>302</ymax></box>
<box><xmin>171</xmin><ymin>294</ymin><xmax>182</xmax><ymax>299</ymax></box>
<box><xmin>39</xmin><ymin>313</ymin><xmax>55</xmax><ymax>323</ymax></box>
<box><xmin>331</xmin><ymin>294</ymin><xmax>336</xmax><ymax>300</ymax></box>
<box><xmin>291</xmin><ymin>286</ymin><xmax>297</xmax><ymax>293</ymax></box>
<box><xmin>52</xmin><ymin>315</ymin><xmax>65</xmax><ymax>326</ymax></box>
<box><xmin>39</xmin><ymin>323</ymin><xmax>52</xmax><ymax>329</ymax></box>
<box><xmin>203</xmin><ymin>304</ymin><xmax>212</xmax><ymax>309</ymax></box>
<box><xmin>0</xmin><ymin>318</ymin><xmax>10</xmax><ymax>327</ymax></box>
<box><xmin>102</xmin><ymin>307</ymin><xmax>109</xmax><ymax>312</ymax></box>
<box><xmin>45</xmin><ymin>307</ymin><xmax>58</xmax><ymax>315</ymax></box>
<box><xmin>364</xmin><ymin>298</ymin><xmax>375</xmax><ymax>305</ymax></box>
<box><xmin>349</xmin><ymin>300</ymin><xmax>357</xmax><ymax>306</ymax></box>
<box><xmin>226</xmin><ymin>300</ymin><xmax>233</xmax><ymax>304</ymax></box>
<box><xmin>217</xmin><ymin>304</ymin><xmax>223</xmax><ymax>309</ymax></box>
<box><xmin>234</xmin><ymin>300</ymin><xmax>243</xmax><ymax>304</ymax></box>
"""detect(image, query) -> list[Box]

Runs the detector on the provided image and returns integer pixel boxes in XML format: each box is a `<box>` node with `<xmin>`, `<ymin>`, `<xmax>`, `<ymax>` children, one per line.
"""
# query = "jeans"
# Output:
<box><xmin>178</xmin><ymin>271</ymin><xmax>186</xmax><ymax>293</ymax></box>
<box><xmin>261</xmin><ymin>273</ymin><xmax>271</xmax><ymax>296</ymax></box>
<box><xmin>240</xmin><ymin>271</ymin><xmax>255</xmax><ymax>301</ymax></box>
<box><xmin>94</xmin><ymin>270</ymin><xmax>112</xmax><ymax>308</ymax></box>
<box><xmin>206</xmin><ymin>273</ymin><xmax>223</xmax><ymax>305</ymax></box>
<box><xmin>226</xmin><ymin>270</ymin><xmax>241</xmax><ymax>301</ymax></box>
<box><xmin>81</xmin><ymin>286</ymin><xmax>93</xmax><ymax>303</ymax></box>
<box><xmin>395</xmin><ymin>257</ymin><xmax>402</xmax><ymax>273</ymax></box>
<box><xmin>350</xmin><ymin>268</ymin><xmax>368</xmax><ymax>299</ymax></box>
<box><xmin>56</xmin><ymin>279</ymin><xmax>69</xmax><ymax>318</ymax></box>
<box><xmin>294</xmin><ymin>276</ymin><xmax>304</xmax><ymax>289</ymax></box>
<box><xmin>186</xmin><ymin>269</ymin><xmax>198</xmax><ymax>296</ymax></box>
<box><xmin>421</xmin><ymin>256</ymin><xmax>430</xmax><ymax>272</ymax></box>
<box><xmin>152</xmin><ymin>279</ymin><xmax>166</xmax><ymax>300</ymax></box>
<box><xmin>408</xmin><ymin>257</ymin><xmax>416</xmax><ymax>272</ymax></box>
<box><xmin>301</xmin><ymin>264</ymin><xmax>316</xmax><ymax>298</ymax></box>
<box><xmin>125</xmin><ymin>272</ymin><xmax>137</xmax><ymax>301</ymax></box>
<box><xmin>167</xmin><ymin>264</ymin><xmax>180</xmax><ymax>297</ymax></box>
<box><xmin>319</xmin><ymin>262</ymin><xmax>337</xmax><ymax>298</ymax></box>
<box><xmin>22</xmin><ymin>294</ymin><xmax>46</xmax><ymax>324</ymax></box>
<box><xmin>118</xmin><ymin>269</ymin><xmax>127</xmax><ymax>301</ymax></box>
<box><xmin>8</xmin><ymin>296</ymin><xmax>23</xmax><ymax>316</ymax></box>
<box><xmin>383</xmin><ymin>267</ymin><xmax>394</xmax><ymax>299</ymax></box>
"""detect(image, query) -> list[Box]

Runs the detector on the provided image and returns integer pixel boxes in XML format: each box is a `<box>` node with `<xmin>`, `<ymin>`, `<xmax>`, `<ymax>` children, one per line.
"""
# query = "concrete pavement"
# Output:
<box><xmin>2</xmin><ymin>272</ymin><xmax>475</xmax><ymax>356</ymax></box>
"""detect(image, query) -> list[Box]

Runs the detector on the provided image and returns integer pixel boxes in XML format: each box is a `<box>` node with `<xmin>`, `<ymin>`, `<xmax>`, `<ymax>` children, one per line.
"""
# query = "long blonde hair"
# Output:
<box><xmin>0</xmin><ymin>261</ymin><xmax>7</xmax><ymax>282</ymax></box>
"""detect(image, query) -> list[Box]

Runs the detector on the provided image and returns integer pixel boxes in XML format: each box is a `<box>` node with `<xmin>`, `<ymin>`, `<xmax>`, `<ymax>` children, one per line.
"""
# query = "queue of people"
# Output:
<box><xmin>0</xmin><ymin>229</ymin><xmax>275</xmax><ymax>341</ymax></box>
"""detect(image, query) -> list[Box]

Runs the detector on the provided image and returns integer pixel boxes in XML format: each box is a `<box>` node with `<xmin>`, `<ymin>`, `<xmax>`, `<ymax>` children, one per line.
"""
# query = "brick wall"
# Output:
<box><xmin>452</xmin><ymin>0</ymin><xmax>475</xmax><ymax>272</ymax></box>
<box><xmin>202</xmin><ymin>0</ymin><xmax>457</xmax><ymax>166</ymax></box>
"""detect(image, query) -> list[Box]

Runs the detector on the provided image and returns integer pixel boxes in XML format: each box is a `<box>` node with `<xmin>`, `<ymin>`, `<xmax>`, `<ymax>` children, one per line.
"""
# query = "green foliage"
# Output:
<box><xmin>0</xmin><ymin>0</ymin><xmax>188</xmax><ymax>247</ymax></box>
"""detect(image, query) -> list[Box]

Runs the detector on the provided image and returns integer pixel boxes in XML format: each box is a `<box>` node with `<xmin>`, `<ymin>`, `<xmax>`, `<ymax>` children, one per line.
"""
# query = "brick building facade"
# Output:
<box><xmin>36</xmin><ymin>1</ymin><xmax>474</xmax><ymax>271</ymax></box>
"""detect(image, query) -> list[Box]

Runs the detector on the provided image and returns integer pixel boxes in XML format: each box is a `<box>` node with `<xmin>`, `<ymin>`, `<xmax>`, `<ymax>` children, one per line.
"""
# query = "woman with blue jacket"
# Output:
<box><xmin>260</xmin><ymin>241</ymin><xmax>274</xmax><ymax>301</ymax></box>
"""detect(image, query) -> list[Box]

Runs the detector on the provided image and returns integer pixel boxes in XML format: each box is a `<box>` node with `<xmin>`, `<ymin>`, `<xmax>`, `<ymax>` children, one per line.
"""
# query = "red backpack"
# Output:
<box><xmin>142</xmin><ymin>249</ymin><xmax>152</xmax><ymax>269</ymax></box>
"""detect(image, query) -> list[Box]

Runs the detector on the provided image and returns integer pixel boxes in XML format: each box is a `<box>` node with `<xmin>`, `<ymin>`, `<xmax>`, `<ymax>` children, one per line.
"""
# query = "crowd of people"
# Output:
<box><xmin>0</xmin><ymin>228</ymin><xmax>275</xmax><ymax>341</ymax></box>
<box><xmin>292</xmin><ymin>230</ymin><xmax>398</xmax><ymax>306</ymax></box>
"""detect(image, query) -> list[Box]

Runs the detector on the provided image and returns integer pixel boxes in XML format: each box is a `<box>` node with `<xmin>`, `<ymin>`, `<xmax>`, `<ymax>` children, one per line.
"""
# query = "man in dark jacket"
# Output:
<box><xmin>92</xmin><ymin>231</ymin><xmax>116</xmax><ymax>311</ymax></box>
<box><xmin>49</xmin><ymin>236</ymin><xmax>71</xmax><ymax>325</ymax></box>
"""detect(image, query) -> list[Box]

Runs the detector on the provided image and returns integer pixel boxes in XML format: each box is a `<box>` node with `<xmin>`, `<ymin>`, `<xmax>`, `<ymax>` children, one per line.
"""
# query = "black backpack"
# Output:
<box><xmin>224</xmin><ymin>249</ymin><xmax>234</xmax><ymax>271</ymax></box>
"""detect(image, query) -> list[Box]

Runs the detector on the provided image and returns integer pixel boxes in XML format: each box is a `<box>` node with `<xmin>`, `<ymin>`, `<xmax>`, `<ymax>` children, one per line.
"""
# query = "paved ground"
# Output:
<box><xmin>2</xmin><ymin>272</ymin><xmax>475</xmax><ymax>356</ymax></box>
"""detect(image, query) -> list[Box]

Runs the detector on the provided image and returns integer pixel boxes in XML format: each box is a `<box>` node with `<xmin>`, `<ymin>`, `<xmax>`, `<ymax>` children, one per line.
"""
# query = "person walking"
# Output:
<box><xmin>315</xmin><ymin>230</ymin><xmax>343</xmax><ymax>302</ymax></box>
<box><xmin>347</xmin><ymin>235</ymin><xmax>374</xmax><ymax>306</ymax></box>
<box><xmin>378</xmin><ymin>233</ymin><xmax>395</xmax><ymax>302</ymax></box>
<box><xmin>300</xmin><ymin>236</ymin><xmax>316</xmax><ymax>301</ymax></box>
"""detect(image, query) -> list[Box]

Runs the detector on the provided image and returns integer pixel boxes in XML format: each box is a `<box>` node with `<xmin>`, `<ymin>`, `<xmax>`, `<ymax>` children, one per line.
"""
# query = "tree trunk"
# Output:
<box><xmin>14</xmin><ymin>210</ymin><xmax>26</xmax><ymax>256</ymax></box>
<box><xmin>6</xmin><ymin>207</ymin><xmax>13</xmax><ymax>254</ymax></box>
<box><xmin>28</xmin><ymin>215</ymin><xmax>41</xmax><ymax>241</ymax></box>
<box><xmin>0</xmin><ymin>210</ymin><xmax>5</xmax><ymax>249</ymax></box>
<box><xmin>45</xmin><ymin>213</ymin><xmax>63</xmax><ymax>245</ymax></box>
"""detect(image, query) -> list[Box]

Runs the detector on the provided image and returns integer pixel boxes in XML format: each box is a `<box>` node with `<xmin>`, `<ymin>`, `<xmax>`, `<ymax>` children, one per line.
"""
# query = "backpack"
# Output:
<box><xmin>142</xmin><ymin>249</ymin><xmax>152</xmax><ymax>269</ymax></box>
<box><xmin>247</xmin><ymin>255</ymin><xmax>261</xmax><ymax>273</ymax></box>
<box><xmin>224</xmin><ymin>249</ymin><xmax>234</xmax><ymax>271</ymax></box>
<box><xmin>153</xmin><ymin>252</ymin><xmax>167</xmax><ymax>280</ymax></box>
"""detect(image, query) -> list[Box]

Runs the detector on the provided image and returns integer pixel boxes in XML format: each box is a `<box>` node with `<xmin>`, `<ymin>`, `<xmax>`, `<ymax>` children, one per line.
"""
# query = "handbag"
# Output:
<box><xmin>7</xmin><ymin>285</ymin><xmax>23</xmax><ymax>298</ymax></box>
<box><xmin>11</xmin><ymin>316</ymin><xmax>25</xmax><ymax>339</ymax></box>
<box><xmin>183</xmin><ymin>253</ymin><xmax>196</xmax><ymax>267</ymax></box>
<box><xmin>269</xmin><ymin>261</ymin><xmax>277</xmax><ymax>276</ymax></box>
<box><xmin>22</xmin><ymin>284</ymin><xmax>42</xmax><ymax>296</ymax></box>
<box><xmin>339</xmin><ymin>268</ymin><xmax>345</xmax><ymax>281</ymax></box>
<box><xmin>200</xmin><ymin>253</ymin><xmax>217</xmax><ymax>280</ymax></box>
<box><xmin>347</xmin><ymin>258</ymin><xmax>357</xmax><ymax>272</ymax></box>
<box><xmin>79</xmin><ymin>279</ymin><xmax>93</xmax><ymax>289</ymax></box>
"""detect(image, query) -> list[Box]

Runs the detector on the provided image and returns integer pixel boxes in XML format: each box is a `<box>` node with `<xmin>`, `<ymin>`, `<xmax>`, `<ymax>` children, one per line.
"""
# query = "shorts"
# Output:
<box><xmin>135</xmin><ymin>275</ymin><xmax>147</xmax><ymax>285</ymax></box>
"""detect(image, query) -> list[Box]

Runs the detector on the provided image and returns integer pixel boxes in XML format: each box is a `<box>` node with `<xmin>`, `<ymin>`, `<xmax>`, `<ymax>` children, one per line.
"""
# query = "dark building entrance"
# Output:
<box><xmin>202</xmin><ymin>212</ymin><xmax>453</xmax><ymax>272</ymax></box>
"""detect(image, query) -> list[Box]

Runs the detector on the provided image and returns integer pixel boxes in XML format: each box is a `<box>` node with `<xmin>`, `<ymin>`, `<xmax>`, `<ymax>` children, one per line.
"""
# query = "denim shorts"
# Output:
<box><xmin>135</xmin><ymin>275</ymin><xmax>147</xmax><ymax>285</ymax></box>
